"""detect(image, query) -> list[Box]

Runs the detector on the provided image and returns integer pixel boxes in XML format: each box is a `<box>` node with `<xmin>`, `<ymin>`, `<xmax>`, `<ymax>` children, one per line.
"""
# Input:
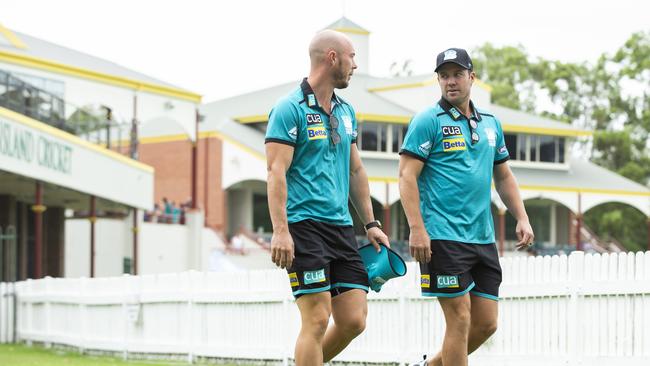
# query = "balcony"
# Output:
<box><xmin>0</xmin><ymin>69</ymin><xmax>130</xmax><ymax>150</ymax></box>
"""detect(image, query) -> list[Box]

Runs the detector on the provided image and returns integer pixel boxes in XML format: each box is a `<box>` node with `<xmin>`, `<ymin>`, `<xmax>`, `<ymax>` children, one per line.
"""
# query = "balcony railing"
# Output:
<box><xmin>0</xmin><ymin>69</ymin><xmax>130</xmax><ymax>149</ymax></box>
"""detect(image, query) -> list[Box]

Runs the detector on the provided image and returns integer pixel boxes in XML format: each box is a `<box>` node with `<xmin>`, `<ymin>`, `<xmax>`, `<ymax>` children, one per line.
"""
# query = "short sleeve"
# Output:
<box><xmin>494</xmin><ymin>117</ymin><xmax>510</xmax><ymax>165</ymax></box>
<box><xmin>399</xmin><ymin>111</ymin><xmax>436</xmax><ymax>162</ymax></box>
<box><xmin>265</xmin><ymin>99</ymin><xmax>300</xmax><ymax>146</ymax></box>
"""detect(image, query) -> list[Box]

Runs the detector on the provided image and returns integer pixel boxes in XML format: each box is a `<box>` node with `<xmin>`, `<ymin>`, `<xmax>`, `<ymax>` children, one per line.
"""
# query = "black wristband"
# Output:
<box><xmin>364</xmin><ymin>220</ymin><xmax>382</xmax><ymax>232</ymax></box>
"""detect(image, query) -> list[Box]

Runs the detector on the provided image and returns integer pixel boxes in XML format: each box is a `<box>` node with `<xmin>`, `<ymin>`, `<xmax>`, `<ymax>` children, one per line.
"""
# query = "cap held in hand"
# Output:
<box><xmin>358</xmin><ymin>243</ymin><xmax>407</xmax><ymax>292</ymax></box>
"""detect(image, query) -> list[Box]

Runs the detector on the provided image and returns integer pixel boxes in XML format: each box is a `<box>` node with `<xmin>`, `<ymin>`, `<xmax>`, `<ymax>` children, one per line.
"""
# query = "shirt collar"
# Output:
<box><xmin>300</xmin><ymin>77</ymin><xmax>341</xmax><ymax>112</ymax></box>
<box><xmin>438</xmin><ymin>98</ymin><xmax>482</xmax><ymax>122</ymax></box>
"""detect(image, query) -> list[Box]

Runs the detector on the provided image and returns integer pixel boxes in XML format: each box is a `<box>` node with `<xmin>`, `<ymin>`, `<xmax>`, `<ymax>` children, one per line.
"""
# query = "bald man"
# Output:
<box><xmin>265</xmin><ymin>30</ymin><xmax>389</xmax><ymax>365</ymax></box>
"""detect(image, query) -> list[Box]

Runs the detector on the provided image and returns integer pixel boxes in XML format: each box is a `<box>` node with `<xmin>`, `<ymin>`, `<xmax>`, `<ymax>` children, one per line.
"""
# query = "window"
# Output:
<box><xmin>391</xmin><ymin>125</ymin><xmax>409</xmax><ymax>153</ymax></box>
<box><xmin>539</xmin><ymin>135</ymin><xmax>556</xmax><ymax>162</ymax></box>
<box><xmin>505</xmin><ymin>134</ymin><xmax>517</xmax><ymax>158</ymax></box>
<box><xmin>509</xmin><ymin>133</ymin><xmax>567</xmax><ymax>164</ymax></box>
<box><xmin>529</xmin><ymin>135</ymin><xmax>538</xmax><ymax>161</ymax></box>
<box><xmin>359</xmin><ymin>122</ymin><xmax>408</xmax><ymax>153</ymax></box>
<box><xmin>517</xmin><ymin>134</ymin><xmax>527</xmax><ymax>161</ymax></box>
<box><xmin>360</xmin><ymin>122</ymin><xmax>379</xmax><ymax>151</ymax></box>
<box><xmin>379</xmin><ymin>124</ymin><xmax>387</xmax><ymax>152</ymax></box>
<box><xmin>0</xmin><ymin>71</ymin><xmax>7</xmax><ymax>99</ymax></box>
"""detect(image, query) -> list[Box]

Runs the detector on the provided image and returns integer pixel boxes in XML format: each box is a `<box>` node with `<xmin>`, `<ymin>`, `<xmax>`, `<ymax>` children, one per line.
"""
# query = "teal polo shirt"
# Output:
<box><xmin>265</xmin><ymin>78</ymin><xmax>358</xmax><ymax>226</ymax></box>
<box><xmin>400</xmin><ymin>98</ymin><xmax>510</xmax><ymax>244</ymax></box>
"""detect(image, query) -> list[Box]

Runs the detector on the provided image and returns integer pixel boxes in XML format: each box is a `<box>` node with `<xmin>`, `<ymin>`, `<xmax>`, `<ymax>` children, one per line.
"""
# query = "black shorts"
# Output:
<box><xmin>420</xmin><ymin>240</ymin><xmax>502</xmax><ymax>301</ymax></box>
<box><xmin>287</xmin><ymin>220</ymin><xmax>369</xmax><ymax>298</ymax></box>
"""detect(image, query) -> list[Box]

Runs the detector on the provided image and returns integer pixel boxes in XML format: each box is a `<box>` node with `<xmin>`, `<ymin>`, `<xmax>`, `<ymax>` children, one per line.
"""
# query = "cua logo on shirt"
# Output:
<box><xmin>306</xmin><ymin>114</ymin><xmax>323</xmax><ymax>125</ymax></box>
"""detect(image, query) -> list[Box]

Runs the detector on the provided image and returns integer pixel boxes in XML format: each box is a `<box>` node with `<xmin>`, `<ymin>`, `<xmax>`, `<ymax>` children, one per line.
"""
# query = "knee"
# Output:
<box><xmin>447</xmin><ymin>306</ymin><xmax>472</xmax><ymax>333</ymax></box>
<box><xmin>475</xmin><ymin>320</ymin><xmax>498</xmax><ymax>339</ymax></box>
<box><xmin>302</xmin><ymin>308</ymin><xmax>331</xmax><ymax>338</ymax></box>
<box><xmin>342</xmin><ymin>313</ymin><xmax>366</xmax><ymax>337</ymax></box>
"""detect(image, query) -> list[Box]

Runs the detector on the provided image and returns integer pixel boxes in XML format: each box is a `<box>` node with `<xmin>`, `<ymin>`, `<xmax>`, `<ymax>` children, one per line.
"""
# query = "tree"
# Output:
<box><xmin>472</xmin><ymin>32</ymin><xmax>650</xmax><ymax>251</ymax></box>
<box><xmin>471</xmin><ymin>43</ymin><xmax>535</xmax><ymax>111</ymax></box>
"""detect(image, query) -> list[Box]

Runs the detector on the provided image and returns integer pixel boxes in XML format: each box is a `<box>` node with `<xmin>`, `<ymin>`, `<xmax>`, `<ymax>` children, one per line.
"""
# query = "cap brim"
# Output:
<box><xmin>435</xmin><ymin>60</ymin><xmax>472</xmax><ymax>72</ymax></box>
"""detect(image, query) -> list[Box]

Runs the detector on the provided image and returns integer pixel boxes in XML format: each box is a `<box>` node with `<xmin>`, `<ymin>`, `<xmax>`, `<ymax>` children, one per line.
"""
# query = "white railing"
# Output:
<box><xmin>4</xmin><ymin>251</ymin><xmax>650</xmax><ymax>365</ymax></box>
<box><xmin>0</xmin><ymin>282</ymin><xmax>15</xmax><ymax>343</ymax></box>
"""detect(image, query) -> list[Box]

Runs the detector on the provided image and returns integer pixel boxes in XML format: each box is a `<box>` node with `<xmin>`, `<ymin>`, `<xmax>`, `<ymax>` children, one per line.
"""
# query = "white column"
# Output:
<box><xmin>550</xmin><ymin>203</ymin><xmax>557</xmax><ymax>246</ymax></box>
<box><xmin>185</xmin><ymin>210</ymin><xmax>204</xmax><ymax>270</ymax></box>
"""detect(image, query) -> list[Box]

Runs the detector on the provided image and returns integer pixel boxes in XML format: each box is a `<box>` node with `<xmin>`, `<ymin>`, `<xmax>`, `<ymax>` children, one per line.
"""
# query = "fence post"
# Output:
<box><xmin>282</xmin><ymin>294</ymin><xmax>290</xmax><ymax>366</ymax></box>
<box><xmin>11</xmin><ymin>282</ymin><xmax>16</xmax><ymax>343</ymax></box>
<box><xmin>24</xmin><ymin>280</ymin><xmax>32</xmax><ymax>346</ymax></box>
<box><xmin>395</xmin><ymin>286</ymin><xmax>402</xmax><ymax>365</ymax></box>
<box><xmin>187</xmin><ymin>271</ymin><xmax>197</xmax><ymax>364</ymax></box>
<box><xmin>44</xmin><ymin>277</ymin><xmax>52</xmax><ymax>349</ymax></box>
<box><xmin>1</xmin><ymin>283</ymin><xmax>5</xmax><ymax>343</ymax></box>
<box><xmin>121</xmin><ymin>274</ymin><xmax>130</xmax><ymax>361</ymax></box>
<box><xmin>78</xmin><ymin>277</ymin><xmax>87</xmax><ymax>354</ymax></box>
<box><xmin>567</xmin><ymin>251</ymin><xmax>585</xmax><ymax>366</ymax></box>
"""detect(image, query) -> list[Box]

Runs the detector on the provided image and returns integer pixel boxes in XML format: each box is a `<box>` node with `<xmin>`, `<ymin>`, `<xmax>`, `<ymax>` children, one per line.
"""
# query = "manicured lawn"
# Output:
<box><xmin>0</xmin><ymin>343</ymin><xmax>203</xmax><ymax>366</ymax></box>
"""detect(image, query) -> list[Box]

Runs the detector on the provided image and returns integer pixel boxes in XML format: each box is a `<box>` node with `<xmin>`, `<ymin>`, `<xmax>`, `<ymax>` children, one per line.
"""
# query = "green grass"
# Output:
<box><xmin>0</xmin><ymin>343</ymin><xmax>204</xmax><ymax>366</ymax></box>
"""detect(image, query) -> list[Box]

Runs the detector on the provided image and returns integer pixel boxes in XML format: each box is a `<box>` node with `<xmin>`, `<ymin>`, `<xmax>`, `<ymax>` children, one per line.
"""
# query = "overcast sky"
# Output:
<box><xmin>4</xmin><ymin>0</ymin><xmax>649</xmax><ymax>102</ymax></box>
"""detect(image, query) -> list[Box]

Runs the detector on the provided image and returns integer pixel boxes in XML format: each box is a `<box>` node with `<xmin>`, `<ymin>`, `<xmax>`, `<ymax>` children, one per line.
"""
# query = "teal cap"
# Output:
<box><xmin>358</xmin><ymin>243</ymin><xmax>407</xmax><ymax>292</ymax></box>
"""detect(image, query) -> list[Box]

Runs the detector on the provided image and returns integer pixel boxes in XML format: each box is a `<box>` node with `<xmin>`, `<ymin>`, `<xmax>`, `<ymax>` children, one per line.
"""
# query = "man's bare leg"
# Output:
<box><xmin>295</xmin><ymin>292</ymin><xmax>332</xmax><ymax>366</ymax></box>
<box><xmin>429</xmin><ymin>294</ymin><xmax>498</xmax><ymax>366</ymax></box>
<box><xmin>323</xmin><ymin>289</ymin><xmax>367</xmax><ymax>362</ymax></box>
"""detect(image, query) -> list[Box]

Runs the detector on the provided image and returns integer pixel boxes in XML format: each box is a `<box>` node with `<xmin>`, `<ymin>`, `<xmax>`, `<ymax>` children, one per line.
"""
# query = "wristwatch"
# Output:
<box><xmin>364</xmin><ymin>220</ymin><xmax>382</xmax><ymax>233</ymax></box>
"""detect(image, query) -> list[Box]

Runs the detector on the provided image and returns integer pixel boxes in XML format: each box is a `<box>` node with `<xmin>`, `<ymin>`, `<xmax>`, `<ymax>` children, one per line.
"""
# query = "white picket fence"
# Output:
<box><xmin>2</xmin><ymin>251</ymin><xmax>650</xmax><ymax>365</ymax></box>
<box><xmin>0</xmin><ymin>282</ymin><xmax>15</xmax><ymax>343</ymax></box>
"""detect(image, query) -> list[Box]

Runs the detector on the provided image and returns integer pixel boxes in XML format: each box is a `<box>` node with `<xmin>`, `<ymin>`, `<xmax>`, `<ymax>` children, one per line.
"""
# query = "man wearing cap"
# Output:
<box><xmin>265</xmin><ymin>29</ymin><xmax>389</xmax><ymax>365</ymax></box>
<box><xmin>399</xmin><ymin>48</ymin><xmax>534</xmax><ymax>366</ymax></box>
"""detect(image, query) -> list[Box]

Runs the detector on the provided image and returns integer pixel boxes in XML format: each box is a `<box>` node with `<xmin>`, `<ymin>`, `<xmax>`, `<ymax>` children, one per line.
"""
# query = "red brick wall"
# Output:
<box><xmin>139</xmin><ymin>139</ymin><xmax>193</xmax><ymax>208</ymax></box>
<box><xmin>197</xmin><ymin>137</ymin><xmax>226</xmax><ymax>231</ymax></box>
<box><xmin>137</xmin><ymin>136</ymin><xmax>227</xmax><ymax>232</ymax></box>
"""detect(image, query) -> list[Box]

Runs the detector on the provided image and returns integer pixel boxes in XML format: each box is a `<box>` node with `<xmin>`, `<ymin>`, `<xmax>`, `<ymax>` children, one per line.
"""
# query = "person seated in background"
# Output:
<box><xmin>171</xmin><ymin>202</ymin><xmax>181</xmax><ymax>224</ymax></box>
<box><xmin>162</xmin><ymin>197</ymin><xmax>173</xmax><ymax>223</ymax></box>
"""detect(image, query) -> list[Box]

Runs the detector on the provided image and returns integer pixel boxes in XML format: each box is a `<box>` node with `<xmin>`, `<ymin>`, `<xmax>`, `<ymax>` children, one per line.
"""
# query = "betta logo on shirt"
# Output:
<box><xmin>443</xmin><ymin>138</ymin><xmax>466</xmax><ymax>152</ymax></box>
<box><xmin>307</xmin><ymin>126</ymin><xmax>327</xmax><ymax>140</ymax></box>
